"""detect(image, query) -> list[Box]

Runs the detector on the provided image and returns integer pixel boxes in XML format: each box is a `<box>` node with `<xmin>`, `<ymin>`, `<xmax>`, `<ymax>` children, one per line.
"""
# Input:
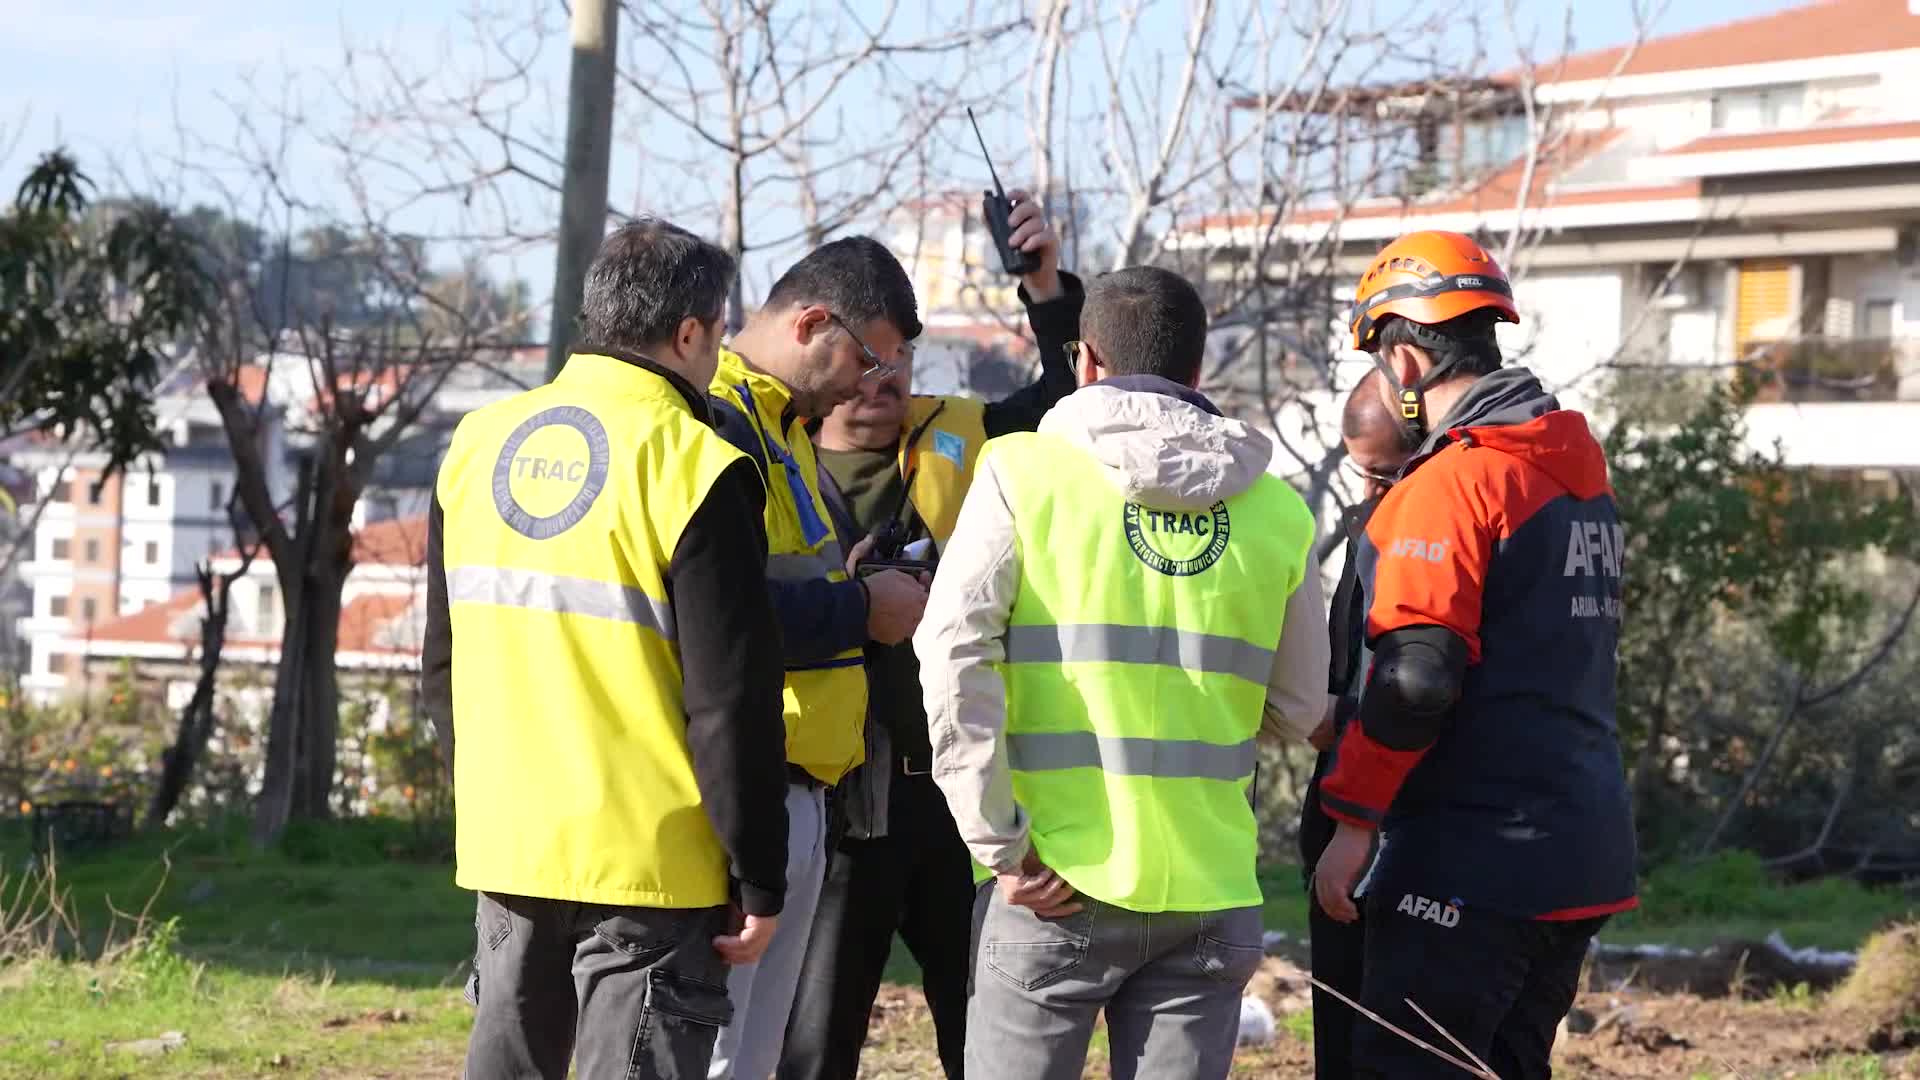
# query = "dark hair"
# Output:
<box><xmin>1373</xmin><ymin>308</ymin><xmax>1503</xmax><ymax>379</ymax></box>
<box><xmin>1080</xmin><ymin>266</ymin><xmax>1209</xmax><ymax>383</ymax></box>
<box><xmin>763</xmin><ymin>235</ymin><xmax>922</xmax><ymax>340</ymax></box>
<box><xmin>577</xmin><ymin>217</ymin><xmax>736</xmax><ymax>350</ymax></box>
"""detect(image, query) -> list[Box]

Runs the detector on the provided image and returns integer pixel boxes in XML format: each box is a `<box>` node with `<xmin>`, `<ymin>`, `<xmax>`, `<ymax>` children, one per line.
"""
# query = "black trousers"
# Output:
<box><xmin>1300</xmin><ymin>770</ymin><xmax>1367</xmax><ymax>1080</ymax></box>
<box><xmin>777</xmin><ymin>769</ymin><xmax>975</xmax><ymax>1080</ymax></box>
<box><xmin>1353</xmin><ymin>889</ymin><xmax>1606</xmax><ymax>1080</ymax></box>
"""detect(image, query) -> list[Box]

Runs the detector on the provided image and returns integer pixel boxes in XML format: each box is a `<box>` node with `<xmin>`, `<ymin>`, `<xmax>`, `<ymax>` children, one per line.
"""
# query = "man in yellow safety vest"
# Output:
<box><xmin>916</xmin><ymin>266</ymin><xmax>1331</xmax><ymax>1080</ymax></box>
<box><xmin>779</xmin><ymin>188</ymin><xmax>1082</xmax><ymax>1080</ymax></box>
<box><xmin>702</xmin><ymin>236</ymin><xmax>931</xmax><ymax>1080</ymax></box>
<box><xmin>426</xmin><ymin>218</ymin><xmax>790</xmax><ymax>1080</ymax></box>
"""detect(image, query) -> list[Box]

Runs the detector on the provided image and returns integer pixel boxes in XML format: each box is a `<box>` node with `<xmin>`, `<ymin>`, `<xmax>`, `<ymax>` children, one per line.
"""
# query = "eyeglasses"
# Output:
<box><xmin>829</xmin><ymin>313</ymin><xmax>910</xmax><ymax>381</ymax></box>
<box><xmin>1064</xmin><ymin>339</ymin><xmax>1094</xmax><ymax>369</ymax></box>
<box><xmin>1343</xmin><ymin>457</ymin><xmax>1402</xmax><ymax>488</ymax></box>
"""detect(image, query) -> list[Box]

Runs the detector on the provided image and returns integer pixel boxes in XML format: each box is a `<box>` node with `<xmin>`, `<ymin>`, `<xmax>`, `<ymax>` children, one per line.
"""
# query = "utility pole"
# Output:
<box><xmin>545</xmin><ymin>0</ymin><xmax>619</xmax><ymax>382</ymax></box>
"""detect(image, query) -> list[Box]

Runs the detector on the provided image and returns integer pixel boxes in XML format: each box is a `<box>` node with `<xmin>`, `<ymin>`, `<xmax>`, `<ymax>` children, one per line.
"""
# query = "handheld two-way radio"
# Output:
<box><xmin>853</xmin><ymin>462</ymin><xmax>939</xmax><ymax>580</ymax></box>
<box><xmin>966</xmin><ymin>107</ymin><xmax>1040</xmax><ymax>277</ymax></box>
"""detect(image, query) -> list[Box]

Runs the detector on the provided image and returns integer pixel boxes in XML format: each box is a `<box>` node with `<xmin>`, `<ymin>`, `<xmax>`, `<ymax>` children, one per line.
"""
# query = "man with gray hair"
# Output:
<box><xmin>427</xmin><ymin>217</ymin><xmax>790</xmax><ymax>1080</ymax></box>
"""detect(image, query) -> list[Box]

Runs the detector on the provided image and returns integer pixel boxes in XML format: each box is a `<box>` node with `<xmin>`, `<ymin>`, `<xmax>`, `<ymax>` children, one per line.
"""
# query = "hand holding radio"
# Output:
<box><xmin>1002</xmin><ymin>190</ymin><xmax>1063</xmax><ymax>302</ymax></box>
<box><xmin>968</xmin><ymin>106</ymin><xmax>1038</xmax><ymax>277</ymax></box>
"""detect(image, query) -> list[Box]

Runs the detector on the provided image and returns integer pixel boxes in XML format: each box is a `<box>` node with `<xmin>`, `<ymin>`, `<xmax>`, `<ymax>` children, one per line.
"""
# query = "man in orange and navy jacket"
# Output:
<box><xmin>1311</xmin><ymin>230</ymin><xmax>1638</xmax><ymax>1080</ymax></box>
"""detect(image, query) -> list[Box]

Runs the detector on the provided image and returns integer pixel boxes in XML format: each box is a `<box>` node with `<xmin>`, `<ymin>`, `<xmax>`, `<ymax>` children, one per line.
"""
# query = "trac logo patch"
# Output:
<box><xmin>492</xmin><ymin>405</ymin><xmax>610</xmax><ymax>540</ymax></box>
<box><xmin>1123</xmin><ymin>501</ymin><xmax>1230</xmax><ymax>577</ymax></box>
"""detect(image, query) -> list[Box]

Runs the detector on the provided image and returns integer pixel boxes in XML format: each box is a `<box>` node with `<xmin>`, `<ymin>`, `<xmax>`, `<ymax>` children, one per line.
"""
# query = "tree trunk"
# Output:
<box><xmin>146</xmin><ymin>570</ymin><xmax>236</xmax><ymax>828</ymax></box>
<box><xmin>545</xmin><ymin>0</ymin><xmax>620</xmax><ymax>383</ymax></box>
<box><xmin>293</xmin><ymin>559</ymin><xmax>347</xmax><ymax>819</ymax></box>
<box><xmin>251</xmin><ymin>590</ymin><xmax>308</xmax><ymax>848</ymax></box>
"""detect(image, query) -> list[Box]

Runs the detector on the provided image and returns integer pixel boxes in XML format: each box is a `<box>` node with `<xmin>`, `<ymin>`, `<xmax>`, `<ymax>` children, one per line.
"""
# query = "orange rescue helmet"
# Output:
<box><xmin>1349</xmin><ymin>230</ymin><xmax>1519</xmax><ymax>353</ymax></box>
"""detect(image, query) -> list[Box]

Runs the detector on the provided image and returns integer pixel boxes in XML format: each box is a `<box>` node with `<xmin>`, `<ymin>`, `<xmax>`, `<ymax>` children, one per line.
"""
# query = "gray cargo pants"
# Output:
<box><xmin>464</xmin><ymin>891</ymin><xmax>733</xmax><ymax>1080</ymax></box>
<box><xmin>967</xmin><ymin>890</ymin><xmax>1265</xmax><ymax>1080</ymax></box>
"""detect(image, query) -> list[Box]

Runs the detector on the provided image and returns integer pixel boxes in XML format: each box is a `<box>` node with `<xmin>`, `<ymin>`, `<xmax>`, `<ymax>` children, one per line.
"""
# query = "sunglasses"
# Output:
<box><xmin>828</xmin><ymin>313</ymin><xmax>912</xmax><ymax>381</ymax></box>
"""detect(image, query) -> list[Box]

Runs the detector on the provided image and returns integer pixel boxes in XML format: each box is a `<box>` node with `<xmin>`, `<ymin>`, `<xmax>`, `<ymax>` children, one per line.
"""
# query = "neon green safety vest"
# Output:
<box><xmin>985</xmin><ymin>430</ymin><xmax>1316</xmax><ymax>912</ymax></box>
<box><xmin>441</xmin><ymin>352</ymin><xmax>747</xmax><ymax>907</ymax></box>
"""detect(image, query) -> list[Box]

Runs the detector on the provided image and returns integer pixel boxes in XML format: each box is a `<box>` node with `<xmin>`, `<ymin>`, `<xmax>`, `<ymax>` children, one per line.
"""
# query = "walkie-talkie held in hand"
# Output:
<box><xmin>967</xmin><ymin>107</ymin><xmax>1040</xmax><ymax>277</ymax></box>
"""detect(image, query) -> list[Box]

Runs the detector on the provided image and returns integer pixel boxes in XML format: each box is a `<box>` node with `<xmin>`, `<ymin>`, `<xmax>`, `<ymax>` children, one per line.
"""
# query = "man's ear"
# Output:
<box><xmin>1386</xmin><ymin>342</ymin><xmax>1427</xmax><ymax>388</ymax></box>
<box><xmin>674</xmin><ymin>315</ymin><xmax>703</xmax><ymax>358</ymax></box>
<box><xmin>792</xmin><ymin>305</ymin><xmax>831</xmax><ymax>345</ymax></box>
<box><xmin>1077</xmin><ymin>340</ymin><xmax>1104</xmax><ymax>387</ymax></box>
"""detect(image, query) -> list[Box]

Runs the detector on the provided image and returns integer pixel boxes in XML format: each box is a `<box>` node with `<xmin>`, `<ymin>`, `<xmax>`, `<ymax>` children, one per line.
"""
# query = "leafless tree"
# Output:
<box><xmin>146</xmin><ymin>494</ymin><xmax>263</xmax><ymax>829</ymax></box>
<box><xmin>619</xmin><ymin>0</ymin><xmax>1025</xmax><ymax>326</ymax></box>
<box><xmin>167</xmin><ymin>71</ymin><xmax>525</xmax><ymax>845</ymax></box>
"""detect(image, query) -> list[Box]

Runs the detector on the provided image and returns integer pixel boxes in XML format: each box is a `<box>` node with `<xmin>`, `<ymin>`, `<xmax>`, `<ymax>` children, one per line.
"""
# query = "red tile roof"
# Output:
<box><xmin>210</xmin><ymin>516</ymin><xmax>428</xmax><ymax>566</ymax></box>
<box><xmin>81</xmin><ymin>592</ymin><xmax>202</xmax><ymax>648</ymax></box>
<box><xmin>78</xmin><ymin>589</ymin><xmax>419</xmax><ymax>655</ymax></box>
<box><xmin>1536</xmin><ymin>0</ymin><xmax>1920</xmax><ymax>85</ymax></box>
<box><xmin>1663</xmin><ymin>119</ymin><xmax>1920</xmax><ymax>154</ymax></box>
<box><xmin>336</xmin><ymin>593</ymin><xmax>421</xmax><ymax>654</ymax></box>
<box><xmin>351</xmin><ymin>516</ymin><xmax>429</xmax><ymax>566</ymax></box>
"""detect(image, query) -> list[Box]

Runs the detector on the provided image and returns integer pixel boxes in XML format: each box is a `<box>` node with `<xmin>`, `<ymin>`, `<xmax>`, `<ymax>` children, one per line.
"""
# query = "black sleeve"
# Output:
<box><xmin>983</xmin><ymin>270</ymin><xmax>1086</xmax><ymax>438</ymax></box>
<box><xmin>708</xmin><ymin>393</ymin><xmax>870</xmax><ymax>662</ymax></box>
<box><xmin>671</xmin><ymin>457</ymin><xmax>791</xmax><ymax>917</ymax></box>
<box><xmin>422</xmin><ymin>492</ymin><xmax>454</xmax><ymax>778</ymax></box>
<box><xmin>1327</xmin><ymin>525</ymin><xmax>1365</xmax><ymax>696</ymax></box>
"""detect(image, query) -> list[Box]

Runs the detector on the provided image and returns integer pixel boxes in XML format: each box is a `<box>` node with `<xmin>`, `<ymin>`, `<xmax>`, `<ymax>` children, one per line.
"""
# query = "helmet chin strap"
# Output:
<box><xmin>1370</xmin><ymin>349</ymin><xmax>1460</xmax><ymax>446</ymax></box>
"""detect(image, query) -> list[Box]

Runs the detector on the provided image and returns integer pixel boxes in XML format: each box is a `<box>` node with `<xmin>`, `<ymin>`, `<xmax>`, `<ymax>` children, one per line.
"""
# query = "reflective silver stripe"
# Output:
<box><xmin>1002</xmin><ymin>623</ymin><xmax>1272</xmax><ymax>684</ymax></box>
<box><xmin>767</xmin><ymin>544</ymin><xmax>844</xmax><ymax>582</ymax></box>
<box><xmin>448</xmin><ymin>566</ymin><xmax>676</xmax><ymax>639</ymax></box>
<box><xmin>1007</xmin><ymin>732</ymin><xmax>1256</xmax><ymax>781</ymax></box>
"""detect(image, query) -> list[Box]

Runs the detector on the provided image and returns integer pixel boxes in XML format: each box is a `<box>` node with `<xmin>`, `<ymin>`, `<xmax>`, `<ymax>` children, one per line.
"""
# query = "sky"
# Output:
<box><xmin>2</xmin><ymin>0</ymin><xmax>1815</xmax><ymax>331</ymax></box>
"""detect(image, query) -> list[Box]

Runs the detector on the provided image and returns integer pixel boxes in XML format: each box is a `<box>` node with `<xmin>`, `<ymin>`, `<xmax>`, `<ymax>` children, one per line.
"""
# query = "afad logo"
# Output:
<box><xmin>1396</xmin><ymin>893</ymin><xmax>1462</xmax><ymax>928</ymax></box>
<box><xmin>1122</xmin><ymin>501</ymin><xmax>1230</xmax><ymax>578</ymax></box>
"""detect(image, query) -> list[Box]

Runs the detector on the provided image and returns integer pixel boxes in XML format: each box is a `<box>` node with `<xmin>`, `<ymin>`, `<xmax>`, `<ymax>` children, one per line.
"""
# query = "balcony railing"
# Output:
<box><xmin>1739</xmin><ymin>337</ymin><xmax>1920</xmax><ymax>405</ymax></box>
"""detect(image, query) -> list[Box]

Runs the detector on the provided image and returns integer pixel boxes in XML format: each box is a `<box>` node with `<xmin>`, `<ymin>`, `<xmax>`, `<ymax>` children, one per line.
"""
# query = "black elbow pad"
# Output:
<box><xmin>1356</xmin><ymin>625</ymin><xmax>1469</xmax><ymax>751</ymax></box>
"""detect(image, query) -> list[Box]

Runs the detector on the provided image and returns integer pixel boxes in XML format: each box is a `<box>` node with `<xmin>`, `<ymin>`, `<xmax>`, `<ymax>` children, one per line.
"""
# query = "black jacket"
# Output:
<box><xmin>1297</xmin><ymin>497</ymin><xmax>1378</xmax><ymax>871</ymax></box>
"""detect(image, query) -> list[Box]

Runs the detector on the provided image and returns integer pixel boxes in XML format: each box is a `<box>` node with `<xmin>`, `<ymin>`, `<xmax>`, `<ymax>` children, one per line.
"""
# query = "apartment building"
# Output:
<box><xmin>1178</xmin><ymin>0</ymin><xmax>1920</xmax><ymax>478</ymax></box>
<box><xmin>13</xmin><ymin>368</ymin><xmax>293</xmax><ymax>701</ymax></box>
<box><xmin>10</xmin><ymin>348</ymin><xmax>540</xmax><ymax>701</ymax></box>
<box><xmin>51</xmin><ymin>515</ymin><xmax>428</xmax><ymax>708</ymax></box>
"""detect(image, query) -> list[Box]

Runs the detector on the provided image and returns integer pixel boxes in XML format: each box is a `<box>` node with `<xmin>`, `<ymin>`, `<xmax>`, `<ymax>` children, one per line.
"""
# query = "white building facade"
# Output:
<box><xmin>1181</xmin><ymin>0</ymin><xmax>1920</xmax><ymax>481</ymax></box>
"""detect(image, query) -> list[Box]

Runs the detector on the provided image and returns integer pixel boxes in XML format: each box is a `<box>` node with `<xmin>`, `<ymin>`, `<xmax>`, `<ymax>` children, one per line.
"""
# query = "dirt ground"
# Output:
<box><xmin>852</xmin><ymin>960</ymin><xmax>1920</xmax><ymax>1078</ymax></box>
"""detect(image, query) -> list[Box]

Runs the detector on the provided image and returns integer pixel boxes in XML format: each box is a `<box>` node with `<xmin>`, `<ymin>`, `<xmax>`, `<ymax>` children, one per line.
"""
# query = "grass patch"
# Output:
<box><xmin>1606</xmin><ymin>852</ymin><xmax>1917</xmax><ymax>952</ymax></box>
<box><xmin>0</xmin><ymin>958</ymin><xmax>467</xmax><ymax>1078</ymax></box>
<box><xmin>0</xmin><ymin>815</ymin><xmax>469</xmax><ymax>985</ymax></box>
<box><xmin>2</xmin><ymin>823</ymin><xmax>1911</xmax><ymax>1077</ymax></box>
<box><xmin>0</xmin><ymin>817</ymin><xmax>472</xmax><ymax>1077</ymax></box>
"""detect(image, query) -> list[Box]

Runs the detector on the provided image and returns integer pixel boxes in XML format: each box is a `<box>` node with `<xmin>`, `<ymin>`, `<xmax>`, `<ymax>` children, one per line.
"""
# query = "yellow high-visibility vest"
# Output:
<box><xmin>712</xmin><ymin>348</ymin><xmax>866</xmax><ymax>785</ymax></box>
<box><xmin>440</xmin><ymin>352</ymin><xmax>747</xmax><ymax>907</ymax></box>
<box><xmin>897</xmin><ymin>396</ymin><xmax>988</xmax><ymax>549</ymax></box>
<box><xmin>985</xmin><ymin>430</ymin><xmax>1316</xmax><ymax>912</ymax></box>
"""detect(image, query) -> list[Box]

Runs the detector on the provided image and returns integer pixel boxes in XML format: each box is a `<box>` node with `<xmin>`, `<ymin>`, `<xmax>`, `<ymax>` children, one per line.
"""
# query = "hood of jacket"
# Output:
<box><xmin>1036</xmin><ymin>375</ymin><xmax>1273</xmax><ymax>510</ymax></box>
<box><xmin>1417</xmin><ymin>366</ymin><xmax>1610</xmax><ymax>499</ymax></box>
